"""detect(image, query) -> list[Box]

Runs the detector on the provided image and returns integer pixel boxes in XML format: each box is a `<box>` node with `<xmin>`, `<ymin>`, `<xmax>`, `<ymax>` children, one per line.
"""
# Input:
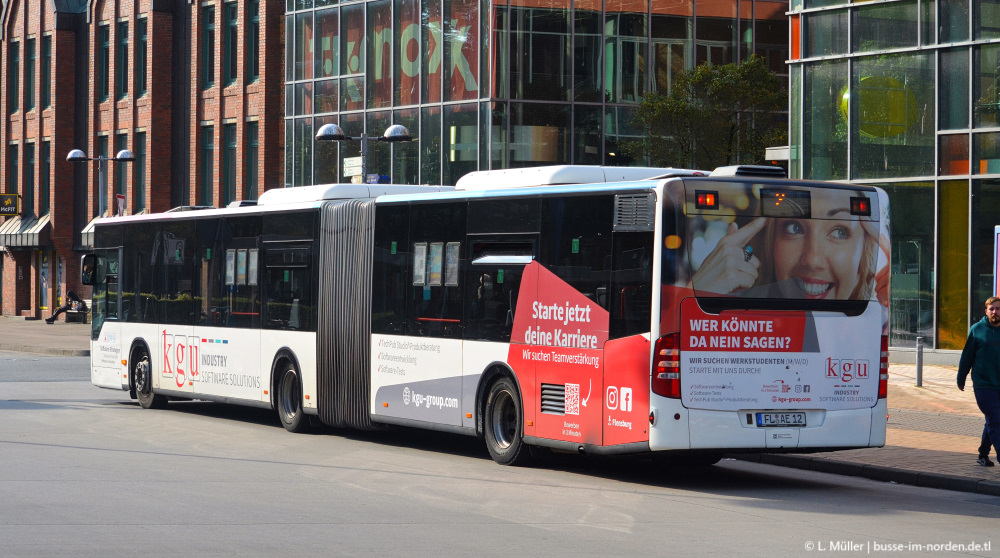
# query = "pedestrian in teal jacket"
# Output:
<box><xmin>958</xmin><ymin>296</ymin><xmax>1000</xmax><ymax>467</ymax></box>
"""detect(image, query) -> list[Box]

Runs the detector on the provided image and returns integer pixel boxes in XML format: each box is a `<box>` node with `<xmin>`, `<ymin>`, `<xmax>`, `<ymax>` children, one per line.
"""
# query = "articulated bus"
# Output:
<box><xmin>84</xmin><ymin>165</ymin><xmax>890</xmax><ymax>465</ymax></box>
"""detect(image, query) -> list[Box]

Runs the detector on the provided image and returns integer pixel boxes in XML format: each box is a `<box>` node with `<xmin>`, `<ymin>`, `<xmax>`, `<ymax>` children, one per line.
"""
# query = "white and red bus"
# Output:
<box><xmin>84</xmin><ymin>165</ymin><xmax>890</xmax><ymax>465</ymax></box>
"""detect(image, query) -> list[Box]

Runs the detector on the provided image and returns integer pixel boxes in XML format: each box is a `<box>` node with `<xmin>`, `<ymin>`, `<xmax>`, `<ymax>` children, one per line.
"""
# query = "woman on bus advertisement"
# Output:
<box><xmin>670</xmin><ymin>183</ymin><xmax>890</xmax><ymax>413</ymax></box>
<box><xmin>687</xmin><ymin>185</ymin><xmax>889</xmax><ymax>315</ymax></box>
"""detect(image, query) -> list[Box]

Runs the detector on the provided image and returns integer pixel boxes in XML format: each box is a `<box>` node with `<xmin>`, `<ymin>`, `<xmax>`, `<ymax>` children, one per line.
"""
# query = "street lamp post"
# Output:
<box><xmin>67</xmin><ymin>148</ymin><xmax>135</xmax><ymax>217</ymax></box>
<box><xmin>315</xmin><ymin>124</ymin><xmax>412</xmax><ymax>183</ymax></box>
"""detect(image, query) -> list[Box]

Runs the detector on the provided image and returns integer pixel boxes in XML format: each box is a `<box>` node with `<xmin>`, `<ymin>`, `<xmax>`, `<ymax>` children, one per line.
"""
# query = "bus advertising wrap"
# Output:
<box><xmin>666</xmin><ymin>182</ymin><xmax>890</xmax><ymax>413</ymax></box>
<box><xmin>508</xmin><ymin>262</ymin><xmax>650</xmax><ymax>447</ymax></box>
<box><xmin>679</xmin><ymin>298</ymin><xmax>882</xmax><ymax>411</ymax></box>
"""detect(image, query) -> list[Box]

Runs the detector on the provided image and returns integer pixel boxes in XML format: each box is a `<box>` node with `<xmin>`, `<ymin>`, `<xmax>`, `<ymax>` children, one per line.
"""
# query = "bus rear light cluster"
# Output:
<box><xmin>878</xmin><ymin>335</ymin><xmax>888</xmax><ymax>399</ymax></box>
<box><xmin>652</xmin><ymin>333</ymin><xmax>681</xmax><ymax>399</ymax></box>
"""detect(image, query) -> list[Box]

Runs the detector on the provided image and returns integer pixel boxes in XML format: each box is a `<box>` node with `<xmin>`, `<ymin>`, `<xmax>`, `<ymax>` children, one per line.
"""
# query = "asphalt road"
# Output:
<box><xmin>1</xmin><ymin>351</ymin><xmax>998</xmax><ymax>557</ymax></box>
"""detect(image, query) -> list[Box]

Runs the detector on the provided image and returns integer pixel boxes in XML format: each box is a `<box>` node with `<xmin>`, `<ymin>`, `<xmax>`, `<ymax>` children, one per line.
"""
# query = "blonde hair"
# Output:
<box><xmin>851</xmin><ymin>228</ymin><xmax>877</xmax><ymax>300</ymax></box>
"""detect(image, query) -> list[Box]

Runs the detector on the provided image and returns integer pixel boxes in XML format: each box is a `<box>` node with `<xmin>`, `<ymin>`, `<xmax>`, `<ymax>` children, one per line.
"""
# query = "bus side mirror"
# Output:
<box><xmin>81</xmin><ymin>254</ymin><xmax>96</xmax><ymax>285</ymax></box>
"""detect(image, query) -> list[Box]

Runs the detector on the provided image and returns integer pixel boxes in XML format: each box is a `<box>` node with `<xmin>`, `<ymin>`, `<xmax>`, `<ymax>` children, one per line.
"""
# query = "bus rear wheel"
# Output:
<box><xmin>484</xmin><ymin>377</ymin><xmax>530</xmax><ymax>466</ymax></box>
<box><xmin>134</xmin><ymin>350</ymin><xmax>167</xmax><ymax>410</ymax></box>
<box><xmin>277</xmin><ymin>361</ymin><xmax>309</xmax><ymax>433</ymax></box>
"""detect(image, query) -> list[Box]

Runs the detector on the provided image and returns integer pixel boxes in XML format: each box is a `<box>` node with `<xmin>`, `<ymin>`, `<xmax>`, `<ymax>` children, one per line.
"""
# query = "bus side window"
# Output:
<box><xmin>153</xmin><ymin>222</ymin><xmax>201</xmax><ymax>325</ymax></box>
<box><xmin>263</xmin><ymin>246</ymin><xmax>314</xmax><ymax>331</ymax></box>
<box><xmin>538</xmin><ymin>195</ymin><xmax>613</xmax><ymax>311</ymax></box>
<box><xmin>465</xmin><ymin>266</ymin><xmax>525</xmax><ymax>342</ymax></box>
<box><xmin>408</xmin><ymin>242</ymin><xmax>464</xmax><ymax>339</ymax></box>
<box><xmin>105</xmin><ymin>273</ymin><xmax>119</xmax><ymax>321</ymax></box>
<box><xmin>609</xmin><ymin>231</ymin><xmax>654</xmax><ymax>338</ymax></box>
<box><xmin>122</xmin><ymin>223</ymin><xmax>159</xmax><ymax>323</ymax></box>
<box><xmin>463</xmin><ymin>239</ymin><xmax>534</xmax><ymax>342</ymax></box>
<box><xmin>90</xmin><ymin>255</ymin><xmax>107</xmax><ymax>333</ymax></box>
<box><xmin>371</xmin><ymin>205</ymin><xmax>410</xmax><ymax>335</ymax></box>
<box><xmin>406</xmin><ymin>203</ymin><xmax>466</xmax><ymax>339</ymax></box>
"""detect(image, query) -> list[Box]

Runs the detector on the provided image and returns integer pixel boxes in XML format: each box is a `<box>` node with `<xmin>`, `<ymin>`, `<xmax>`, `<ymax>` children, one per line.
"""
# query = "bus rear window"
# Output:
<box><xmin>678</xmin><ymin>182</ymin><xmax>882</xmax><ymax>303</ymax></box>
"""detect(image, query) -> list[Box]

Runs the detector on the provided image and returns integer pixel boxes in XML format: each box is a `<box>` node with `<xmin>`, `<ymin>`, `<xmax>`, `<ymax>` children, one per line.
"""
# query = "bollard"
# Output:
<box><xmin>915</xmin><ymin>336</ymin><xmax>923</xmax><ymax>387</ymax></box>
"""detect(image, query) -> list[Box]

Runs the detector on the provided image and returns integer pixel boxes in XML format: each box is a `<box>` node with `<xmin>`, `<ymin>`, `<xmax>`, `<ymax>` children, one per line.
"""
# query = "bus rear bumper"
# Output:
<box><xmin>649</xmin><ymin>397</ymin><xmax>888</xmax><ymax>451</ymax></box>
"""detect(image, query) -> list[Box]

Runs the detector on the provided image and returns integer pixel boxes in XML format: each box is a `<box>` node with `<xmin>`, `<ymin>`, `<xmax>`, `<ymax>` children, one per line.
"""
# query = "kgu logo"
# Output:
<box><xmin>162</xmin><ymin>330</ymin><xmax>200</xmax><ymax>388</ymax></box>
<box><xmin>826</xmin><ymin>358</ymin><xmax>869</xmax><ymax>382</ymax></box>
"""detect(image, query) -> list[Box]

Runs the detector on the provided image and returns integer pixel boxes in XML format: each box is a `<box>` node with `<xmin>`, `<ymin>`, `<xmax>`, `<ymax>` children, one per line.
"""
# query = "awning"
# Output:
<box><xmin>0</xmin><ymin>214</ymin><xmax>51</xmax><ymax>249</ymax></box>
<box><xmin>80</xmin><ymin>216</ymin><xmax>99</xmax><ymax>249</ymax></box>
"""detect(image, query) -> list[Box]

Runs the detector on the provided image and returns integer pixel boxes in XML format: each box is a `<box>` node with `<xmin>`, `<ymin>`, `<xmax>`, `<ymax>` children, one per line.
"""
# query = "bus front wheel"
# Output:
<box><xmin>276</xmin><ymin>361</ymin><xmax>309</xmax><ymax>433</ymax></box>
<box><xmin>134</xmin><ymin>350</ymin><xmax>167</xmax><ymax>410</ymax></box>
<box><xmin>484</xmin><ymin>377</ymin><xmax>530</xmax><ymax>466</ymax></box>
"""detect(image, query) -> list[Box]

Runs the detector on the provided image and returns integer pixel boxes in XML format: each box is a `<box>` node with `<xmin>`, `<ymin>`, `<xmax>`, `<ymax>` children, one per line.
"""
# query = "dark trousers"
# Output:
<box><xmin>974</xmin><ymin>387</ymin><xmax>1000</xmax><ymax>458</ymax></box>
<box><xmin>49</xmin><ymin>304</ymin><xmax>72</xmax><ymax>320</ymax></box>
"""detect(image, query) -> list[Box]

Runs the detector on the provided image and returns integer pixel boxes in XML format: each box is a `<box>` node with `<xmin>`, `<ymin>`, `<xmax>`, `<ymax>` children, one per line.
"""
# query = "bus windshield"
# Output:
<box><xmin>677</xmin><ymin>180</ymin><xmax>882</xmax><ymax>303</ymax></box>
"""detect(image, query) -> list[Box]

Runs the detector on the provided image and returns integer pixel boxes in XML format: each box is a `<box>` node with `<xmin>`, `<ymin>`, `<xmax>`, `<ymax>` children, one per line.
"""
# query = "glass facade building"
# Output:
<box><xmin>788</xmin><ymin>0</ymin><xmax>1000</xmax><ymax>349</ymax></box>
<box><xmin>285</xmin><ymin>0</ymin><xmax>789</xmax><ymax>187</ymax></box>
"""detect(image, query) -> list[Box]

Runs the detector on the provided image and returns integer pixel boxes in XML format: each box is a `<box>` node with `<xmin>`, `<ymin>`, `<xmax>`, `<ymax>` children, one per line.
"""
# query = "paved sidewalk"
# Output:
<box><xmin>0</xmin><ymin>316</ymin><xmax>91</xmax><ymax>356</ymax></box>
<box><xmin>735</xmin><ymin>363</ymin><xmax>1000</xmax><ymax>496</ymax></box>
<box><xmin>2</xmin><ymin>317</ymin><xmax>998</xmax><ymax>496</ymax></box>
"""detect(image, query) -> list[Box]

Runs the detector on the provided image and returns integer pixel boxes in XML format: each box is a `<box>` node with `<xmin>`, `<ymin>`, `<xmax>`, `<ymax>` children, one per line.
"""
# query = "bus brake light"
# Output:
<box><xmin>850</xmin><ymin>196</ymin><xmax>872</xmax><ymax>216</ymax></box>
<box><xmin>878</xmin><ymin>335</ymin><xmax>888</xmax><ymax>399</ymax></box>
<box><xmin>695</xmin><ymin>191</ymin><xmax>719</xmax><ymax>210</ymax></box>
<box><xmin>652</xmin><ymin>333</ymin><xmax>681</xmax><ymax>399</ymax></box>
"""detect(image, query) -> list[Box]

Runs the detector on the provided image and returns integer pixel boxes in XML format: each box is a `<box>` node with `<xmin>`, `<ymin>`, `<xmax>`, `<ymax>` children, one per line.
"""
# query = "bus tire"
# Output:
<box><xmin>276</xmin><ymin>361</ymin><xmax>309</xmax><ymax>433</ymax></box>
<box><xmin>484</xmin><ymin>377</ymin><xmax>530</xmax><ymax>466</ymax></box>
<box><xmin>134</xmin><ymin>349</ymin><xmax>167</xmax><ymax>410</ymax></box>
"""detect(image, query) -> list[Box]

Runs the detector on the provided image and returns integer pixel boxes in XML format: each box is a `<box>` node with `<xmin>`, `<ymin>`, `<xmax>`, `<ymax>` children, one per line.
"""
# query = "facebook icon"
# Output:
<box><xmin>620</xmin><ymin>387</ymin><xmax>632</xmax><ymax>412</ymax></box>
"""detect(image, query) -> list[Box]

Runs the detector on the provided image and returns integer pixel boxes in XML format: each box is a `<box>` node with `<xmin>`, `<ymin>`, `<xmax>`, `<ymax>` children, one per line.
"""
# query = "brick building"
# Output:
<box><xmin>0</xmin><ymin>0</ymin><xmax>284</xmax><ymax>319</ymax></box>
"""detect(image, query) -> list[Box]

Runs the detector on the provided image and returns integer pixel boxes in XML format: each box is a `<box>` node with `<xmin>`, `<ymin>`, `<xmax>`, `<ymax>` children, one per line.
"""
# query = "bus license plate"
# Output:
<box><xmin>756</xmin><ymin>412</ymin><xmax>806</xmax><ymax>427</ymax></box>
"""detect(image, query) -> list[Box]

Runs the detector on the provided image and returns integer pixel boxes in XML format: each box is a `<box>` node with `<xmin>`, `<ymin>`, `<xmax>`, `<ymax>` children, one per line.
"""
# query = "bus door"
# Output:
<box><xmin>155</xmin><ymin>229</ymin><xmax>198</xmax><ymax>397</ymax></box>
<box><xmin>468</xmin><ymin>247</ymin><xmax>536</xmax><ymax>432</ymax></box>
<box><xmin>369</xmin><ymin>203</ymin><xmax>467</xmax><ymax>430</ymax></box>
<box><xmin>90</xmin><ymin>247</ymin><xmax>125</xmax><ymax>390</ymax></box>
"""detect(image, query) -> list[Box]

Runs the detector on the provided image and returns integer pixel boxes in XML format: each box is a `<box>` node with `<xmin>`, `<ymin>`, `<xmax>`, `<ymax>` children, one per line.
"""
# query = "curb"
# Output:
<box><xmin>733</xmin><ymin>453</ymin><xmax>1000</xmax><ymax>497</ymax></box>
<box><xmin>0</xmin><ymin>344</ymin><xmax>90</xmax><ymax>357</ymax></box>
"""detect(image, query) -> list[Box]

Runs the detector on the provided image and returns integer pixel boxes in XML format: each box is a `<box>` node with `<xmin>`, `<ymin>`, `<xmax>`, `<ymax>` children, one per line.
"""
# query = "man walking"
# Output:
<box><xmin>958</xmin><ymin>296</ymin><xmax>1000</xmax><ymax>467</ymax></box>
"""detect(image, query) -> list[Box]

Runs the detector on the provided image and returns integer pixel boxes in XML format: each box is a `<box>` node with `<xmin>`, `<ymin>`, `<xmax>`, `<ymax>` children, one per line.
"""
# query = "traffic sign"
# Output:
<box><xmin>343</xmin><ymin>156</ymin><xmax>363</xmax><ymax>177</ymax></box>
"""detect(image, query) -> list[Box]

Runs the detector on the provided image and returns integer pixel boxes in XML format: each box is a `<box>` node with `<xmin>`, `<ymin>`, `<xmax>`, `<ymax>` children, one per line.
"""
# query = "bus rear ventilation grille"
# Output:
<box><xmin>613</xmin><ymin>193</ymin><xmax>655</xmax><ymax>231</ymax></box>
<box><xmin>540</xmin><ymin>383</ymin><xmax>566</xmax><ymax>415</ymax></box>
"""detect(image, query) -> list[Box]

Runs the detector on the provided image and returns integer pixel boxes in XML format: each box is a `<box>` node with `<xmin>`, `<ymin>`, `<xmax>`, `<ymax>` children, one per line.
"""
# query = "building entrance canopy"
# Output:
<box><xmin>0</xmin><ymin>214</ymin><xmax>51</xmax><ymax>249</ymax></box>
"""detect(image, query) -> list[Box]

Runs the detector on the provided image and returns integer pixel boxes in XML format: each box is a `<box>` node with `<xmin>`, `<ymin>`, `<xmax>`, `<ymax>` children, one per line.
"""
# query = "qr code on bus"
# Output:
<box><xmin>565</xmin><ymin>383</ymin><xmax>580</xmax><ymax>415</ymax></box>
